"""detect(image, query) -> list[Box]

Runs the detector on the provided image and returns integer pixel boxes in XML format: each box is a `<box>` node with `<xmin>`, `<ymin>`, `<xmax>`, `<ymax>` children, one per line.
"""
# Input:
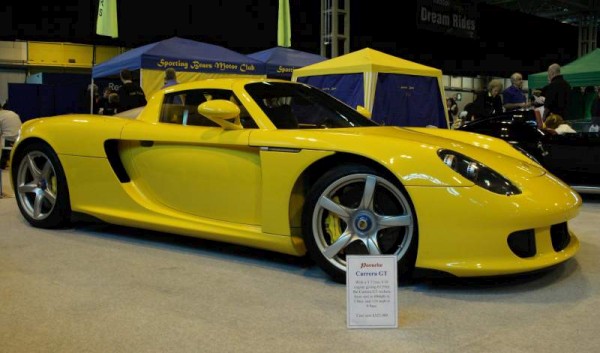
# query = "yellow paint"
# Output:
<box><xmin>28</xmin><ymin>42</ymin><xmax>93</xmax><ymax>68</ymax></box>
<box><xmin>12</xmin><ymin>77</ymin><xmax>582</xmax><ymax>275</ymax></box>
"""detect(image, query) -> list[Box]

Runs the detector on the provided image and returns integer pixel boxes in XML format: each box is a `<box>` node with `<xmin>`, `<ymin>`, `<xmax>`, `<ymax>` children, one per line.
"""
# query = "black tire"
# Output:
<box><xmin>301</xmin><ymin>164</ymin><xmax>418</xmax><ymax>284</ymax></box>
<box><xmin>12</xmin><ymin>141</ymin><xmax>72</xmax><ymax>229</ymax></box>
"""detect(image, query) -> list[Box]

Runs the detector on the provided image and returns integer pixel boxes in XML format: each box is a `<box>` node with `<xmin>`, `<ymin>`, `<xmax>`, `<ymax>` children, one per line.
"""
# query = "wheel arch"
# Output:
<box><xmin>298</xmin><ymin>152</ymin><xmax>401</xmax><ymax>191</ymax></box>
<box><xmin>10</xmin><ymin>137</ymin><xmax>54</xmax><ymax>180</ymax></box>
<box><xmin>289</xmin><ymin>152</ymin><xmax>414</xmax><ymax>235</ymax></box>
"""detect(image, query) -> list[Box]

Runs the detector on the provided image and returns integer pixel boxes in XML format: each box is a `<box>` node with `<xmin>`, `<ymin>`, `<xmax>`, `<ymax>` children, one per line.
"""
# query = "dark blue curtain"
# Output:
<box><xmin>297</xmin><ymin>74</ymin><xmax>364</xmax><ymax>109</ymax></box>
<box><xmin>12</xmin><ymin>72</ymin><xmax>99</xmax><ymax>120</ymax></box>
<box><xmin>371</xmin><ymin>74</ymin><xmax>446</xmax><ymax>128</ymax></box>
<box><xmin>8</xmin><ymin>83</ymin><xmax>54</xmax><ymax>122</ymax></box>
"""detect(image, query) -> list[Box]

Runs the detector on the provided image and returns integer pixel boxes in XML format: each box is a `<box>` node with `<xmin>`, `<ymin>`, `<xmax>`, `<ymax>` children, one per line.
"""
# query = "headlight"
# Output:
<box><xmin>438</xmin><ymin>149</ymin><xmax>521</xmax><ymax>195</ymax></box>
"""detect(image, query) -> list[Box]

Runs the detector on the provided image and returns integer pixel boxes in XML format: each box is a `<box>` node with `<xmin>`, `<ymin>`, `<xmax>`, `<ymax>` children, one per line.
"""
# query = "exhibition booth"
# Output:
<box><xmin>92</xmin><ymin>37</ymin><xmax>267</xmax><ymax>97</ymax></box>
<box><xmin>292</xmin><ymin>48</ymin><xmax>448</xmax><ymax>128</ymax></box>
<box><xmin>248</xmin><ymin>46</ymin><xmax>326</xmax><ymax>79</ymax></box>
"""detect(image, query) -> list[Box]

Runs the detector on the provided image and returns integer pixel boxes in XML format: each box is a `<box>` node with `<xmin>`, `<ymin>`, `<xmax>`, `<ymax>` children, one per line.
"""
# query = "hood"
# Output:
<box><xmin>249</xmin><ymin>126</ymin><xmax>546</xmax><ymax>187</ymax></box>
<box><xmin>250</xmin><ymin>125</ymin><xmax>534</xmax><ymax>162</ymax></box>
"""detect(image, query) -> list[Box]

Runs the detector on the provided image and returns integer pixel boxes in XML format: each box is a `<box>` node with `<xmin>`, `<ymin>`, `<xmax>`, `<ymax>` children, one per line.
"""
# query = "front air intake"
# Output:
<box><xmin>550</xmin><ymin>222</ymin><xmax>571</xmax><ymax>252</ymax></box>
<box><xmin>508</xmin><ymin>229</ymin><xmax>536</xmax><ymax>258</ymax></box>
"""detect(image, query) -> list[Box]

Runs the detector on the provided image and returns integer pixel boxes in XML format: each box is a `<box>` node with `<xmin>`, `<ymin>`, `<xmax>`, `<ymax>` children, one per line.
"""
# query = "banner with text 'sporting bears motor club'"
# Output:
<box><xmin>92</xmin><ymin>37</ymin><xmax>266</xmax><ymax>97</ymax></box>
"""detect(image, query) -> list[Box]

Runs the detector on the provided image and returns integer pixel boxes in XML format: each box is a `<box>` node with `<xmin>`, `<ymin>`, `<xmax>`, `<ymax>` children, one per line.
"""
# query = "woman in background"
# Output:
<box><xmin>446</xmin><ymin>97</ymin><xmax>458</xmax><ymax>127</ymax></box>
<box><xmin>468</xmin><ymin>79</ymin><xmax>504</xmax><ymax>121</ymax></box>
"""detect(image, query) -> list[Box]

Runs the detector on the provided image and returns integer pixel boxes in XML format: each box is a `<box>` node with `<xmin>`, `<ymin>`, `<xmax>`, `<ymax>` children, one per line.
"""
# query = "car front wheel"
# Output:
<box><xmin>12</xmin><ymin>142</ymin><xmax>72</xmax><ymax>229</ymax></box>
<box><xmin>302</xmin><ymin>164</ymin><xmax>417</xmax><ymax>284</ymax></box>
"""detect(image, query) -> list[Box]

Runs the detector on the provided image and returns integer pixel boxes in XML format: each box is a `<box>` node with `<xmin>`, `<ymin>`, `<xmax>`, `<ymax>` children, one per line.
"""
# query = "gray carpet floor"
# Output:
<box><xmin>1</xmin><ymin>168</ymin><xmax>599</xmax><ymax>353</ymax></box>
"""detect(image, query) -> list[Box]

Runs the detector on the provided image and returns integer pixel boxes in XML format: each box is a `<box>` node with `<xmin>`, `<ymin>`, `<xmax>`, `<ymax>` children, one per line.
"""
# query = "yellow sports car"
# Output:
<box><xmin>10</xmin><ymin>78</ymin><xmax>581</xmax><ymax>283</ymax></box>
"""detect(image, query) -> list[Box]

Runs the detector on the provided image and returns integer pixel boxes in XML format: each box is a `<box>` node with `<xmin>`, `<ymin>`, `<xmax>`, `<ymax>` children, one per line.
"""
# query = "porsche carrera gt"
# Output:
<box><xmin>10</xmin><ymin>78</ymin><xmax>581</xmax><ymax>283</ymax></box>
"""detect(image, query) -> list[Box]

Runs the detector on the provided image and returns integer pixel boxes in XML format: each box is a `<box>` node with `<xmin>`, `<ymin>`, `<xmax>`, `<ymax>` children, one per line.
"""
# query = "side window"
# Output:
<box><xmin>160</xmin><ymin>92</ymin><xmax>187</xmax><ymax>124</ymax></box>
<box><xmin>230</xmin><ymin>95</ymin><xmax>258</xmax><ymax>129</ymax></box>
<box><xmin>160</xmin><ymin>89</ymin><xmax>258</xmax><ymax>128</ymax></box>
<box><xmin>256</xmin><ymin>96</ymin><xmax>299</xmax><ymax>129</ymax></box>
<box><xmin>181</xmin><ymin>90</ymin><xmax>218</xmax><ymax>127</ymax></box>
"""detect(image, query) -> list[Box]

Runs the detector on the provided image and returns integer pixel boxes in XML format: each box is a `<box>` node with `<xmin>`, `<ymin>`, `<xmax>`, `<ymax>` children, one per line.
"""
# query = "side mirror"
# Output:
<box><xmin>356</xmin><ymin>105</ymin><xmax>372</xmax><ymax>119</ymax></box>
<box><xmin>198</xmin><ymin>99</ymin><xmax>242</xmax><ymax>130</ymax></box>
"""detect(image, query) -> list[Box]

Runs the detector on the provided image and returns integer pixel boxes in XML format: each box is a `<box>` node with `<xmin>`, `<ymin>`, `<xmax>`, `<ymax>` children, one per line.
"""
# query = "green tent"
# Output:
<box><xmin>528</xmin><ymin>48</ymin><xmax>600</xmax><ymax>89</ymax></box>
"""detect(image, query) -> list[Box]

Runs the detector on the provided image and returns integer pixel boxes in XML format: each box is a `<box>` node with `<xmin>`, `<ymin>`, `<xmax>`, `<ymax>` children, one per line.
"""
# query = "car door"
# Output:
<box><xmin>543</xmin><ymin>132</ymin><xmax>600</xmax><ymax>184</ymax></box>
<box><xmin>119</xmin><ymin>89</ymin><xmax>262</xmax><ymax>225</ymax></box>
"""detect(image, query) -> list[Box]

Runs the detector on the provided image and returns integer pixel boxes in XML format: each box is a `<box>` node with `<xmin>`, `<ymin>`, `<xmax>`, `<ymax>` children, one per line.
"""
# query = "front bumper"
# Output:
<box><xmin>407</xmin><ymin>173</ymin><xmax>581</xmax><ymax>277</ymax></box>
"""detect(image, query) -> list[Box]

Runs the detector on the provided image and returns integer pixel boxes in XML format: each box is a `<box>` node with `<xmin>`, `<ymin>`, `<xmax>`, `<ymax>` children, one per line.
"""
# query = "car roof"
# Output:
<box><xmin>136</xmin><ymin>77</ymin><xmax>303</xmax><ymax>124</ymax></box>
<box><xmin>165</xmin><ymin>77</ymin><xmax>294</xmax><ymax>91</ymax></box>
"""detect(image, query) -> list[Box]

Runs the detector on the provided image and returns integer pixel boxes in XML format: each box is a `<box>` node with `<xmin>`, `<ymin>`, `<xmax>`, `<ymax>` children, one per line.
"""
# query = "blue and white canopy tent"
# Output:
<box><xmin>292</xmin><ymin>48</ymin><xmax>448</xmax><ymax>128</ymax></box>
<box><xmin>92</xmin><ymin>36</ymin><xmax>266</xmax><ymax>97</ymax></box>
<box><xmin>248</xmin><ymin>47</ymin><xmax>326</xmax><ymax>79</ymax></box>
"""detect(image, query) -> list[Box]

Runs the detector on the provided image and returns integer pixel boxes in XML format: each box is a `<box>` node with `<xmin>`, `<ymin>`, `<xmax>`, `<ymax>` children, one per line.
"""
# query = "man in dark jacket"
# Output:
<box><xmin>543</xmin><ymin>63</ymin><xmax>571</xmax><ymax>120</ymax></box>
<box><xmin>117</xmin><ymin>69</ymin><xmax>147</xmax><ymax>111</ymax></box>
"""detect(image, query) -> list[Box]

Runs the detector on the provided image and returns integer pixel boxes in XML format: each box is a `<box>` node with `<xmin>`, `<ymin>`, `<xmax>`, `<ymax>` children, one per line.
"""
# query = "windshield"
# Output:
<box><xmin>244</xmin><ymin>82</ymin><xmax>379</xmax><ymax>129</ymax></box>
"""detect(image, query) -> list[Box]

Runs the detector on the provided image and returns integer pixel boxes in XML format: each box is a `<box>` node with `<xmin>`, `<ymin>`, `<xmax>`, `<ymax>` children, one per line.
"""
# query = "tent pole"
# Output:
<box><xmin>90</xmin><ymin>78</ymin><xmax>95</xmax><ymax>114</ymax></box>
<box><xmin>90</xmin><ymin>44</ymin><xmax>96</xmax><ymax>114</ymax></box>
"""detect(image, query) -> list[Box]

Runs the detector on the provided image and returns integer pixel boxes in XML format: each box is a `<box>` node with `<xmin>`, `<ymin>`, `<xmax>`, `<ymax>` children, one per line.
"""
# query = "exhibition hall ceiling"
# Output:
<box><xmin>484</xmin><ymin>0</ymin><xmax>600</xmax><ymax>26</ymax></box>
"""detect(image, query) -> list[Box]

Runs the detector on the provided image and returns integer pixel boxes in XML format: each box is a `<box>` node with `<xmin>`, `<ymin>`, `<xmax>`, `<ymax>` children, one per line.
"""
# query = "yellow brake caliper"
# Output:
<box><xmin>324</xmin><ymin>196</ymin><xmax>343</xmax><ymax>243</ymax></box>
<box><xmin>50</xmin><ymin>175</ymin><xmax>58</xmax><ymax>194</ymax></box>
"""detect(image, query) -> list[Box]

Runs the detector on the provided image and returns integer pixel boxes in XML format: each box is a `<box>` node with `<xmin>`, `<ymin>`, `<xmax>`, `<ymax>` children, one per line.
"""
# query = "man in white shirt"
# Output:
<box><xmin>0</xmin><ymin>103</ymin><xmax>22</xmax><ymax>169</ymax></box>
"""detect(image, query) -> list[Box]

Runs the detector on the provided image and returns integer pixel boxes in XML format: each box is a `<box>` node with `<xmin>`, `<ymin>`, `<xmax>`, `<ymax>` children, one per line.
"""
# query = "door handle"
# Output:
<box><xmin>140</xmin><ymin>140</ymin><xmax>154</xmax><ymax>147</ymax></box>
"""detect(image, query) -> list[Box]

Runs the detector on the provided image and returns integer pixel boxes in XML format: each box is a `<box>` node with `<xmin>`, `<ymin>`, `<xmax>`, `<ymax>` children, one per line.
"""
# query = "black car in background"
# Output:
<box><xmin>458</xmin><ymin>110</ymin><xmax>600</xmax><ymax>194</ymax></box>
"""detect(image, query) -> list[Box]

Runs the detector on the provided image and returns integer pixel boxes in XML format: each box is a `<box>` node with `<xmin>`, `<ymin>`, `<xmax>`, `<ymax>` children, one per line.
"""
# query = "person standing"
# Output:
<box><xmin>97</xmin><ymin>87</ymin><xmax>112</xmax><ymax>115</ymax></box>
<box><xmin>446</xmin><ymin>97</ymin><xmax>458</xmax><ymax>127</ymax></box>
<box><xmin>543</xmin><ymin>63</ymin><xmax>571</xmax><ymax>121</ymax></box>
<box><xmin>592</xmin><ymin>88</ymin><xmax>600</xmax><ymax>118</ymax></box>
<box><xmin>161</xmin><ymin>68</ymin><xmax>183</xmax><ymax>105</ymax></box>
<box><xmin>81</xmin><ymin>83</ymin><xmax>100</xmax><ymax>114</ymax></box>
<box><xmin>469</xmin><ymin>79</ymin><xmax>504</xmax><ymax>120</ymax></box>
<box><xmin>583</xmin><ymin>86</ymin><xmax>596</xmax><ymax>119</ymax></box>
<box><xmin>162</xmin><ymin>68</ymin><xmax>179</xmax><ymax>88</ymax></box>
<box><xmin>590</xmin><ymin>88</ymin><xmax>600</xmax><ymax>132</ymax></box>
<box><xmin>502</xmin><ymin>72</ymin><xmax>530</xmax><ymax>111</ymax></box>
<box><xmin>117</xmin><ymin>69</ymin><xmax>147</xmax><ymax>111</ymax></box>
<box><xmin>102</xmin><ymin>92</ymin><xmax>120</xmax><ymax>116</ymax></box>
<box><xmin>0</xmin><ymin>103</ymin><xmax>22</xmax><ymax>169</ymax></box>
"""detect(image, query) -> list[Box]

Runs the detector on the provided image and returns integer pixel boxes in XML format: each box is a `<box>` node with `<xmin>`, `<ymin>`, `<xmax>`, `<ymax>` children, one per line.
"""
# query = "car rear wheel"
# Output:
<box><xmin>12</xmin><ymin>142</ymin><xmax>71</xmax><ymax>228</ymax></box>
<box><xmin>302</xmin><ymin>164</ymin><xmax>417</xmax><ymax>284</ymax></box>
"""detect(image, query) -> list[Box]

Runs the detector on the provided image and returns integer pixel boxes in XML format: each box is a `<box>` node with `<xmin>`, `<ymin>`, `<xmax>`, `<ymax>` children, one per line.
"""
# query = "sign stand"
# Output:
<box><xmin>346</xmin><ymin>255</ymin><xmax>398</xmax><ymax>329</ymax></box>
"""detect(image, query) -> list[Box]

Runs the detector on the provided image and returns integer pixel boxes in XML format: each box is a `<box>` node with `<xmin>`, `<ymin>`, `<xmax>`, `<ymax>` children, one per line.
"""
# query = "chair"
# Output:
<box><xmin>0</xmin><ymin>135</ymin><xmax>16</xmax><ymax>198</ymax></box>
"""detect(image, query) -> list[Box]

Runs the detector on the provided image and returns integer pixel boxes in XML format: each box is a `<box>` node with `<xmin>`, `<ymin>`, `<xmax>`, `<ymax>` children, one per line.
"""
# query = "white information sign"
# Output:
<box><xmin>346</xmin><ymin>255</ymin><xmax>398</xmax><ymax>329</ymax></box>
